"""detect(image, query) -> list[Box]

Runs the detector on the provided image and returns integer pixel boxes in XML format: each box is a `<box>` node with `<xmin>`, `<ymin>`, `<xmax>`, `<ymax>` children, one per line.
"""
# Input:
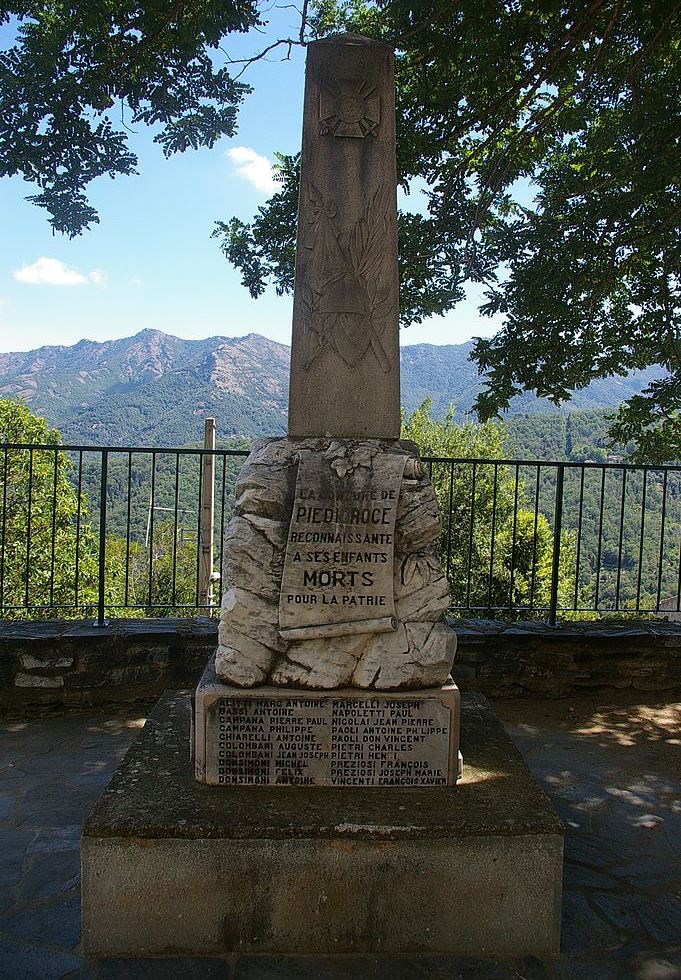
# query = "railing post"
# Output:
<box><xmin>199</xmin><ymin>419</ymin><xmax>216</xmax><ymax>610</ymax></box>
<box><xmin>95</xmin><ymin>449</ymin><xmax>109</xmax><ymax>627</ymax></box>
<box><xmin>549</xmin><ymin>463</ymin><xmax>565</xmax><ymax>626</ymax></box>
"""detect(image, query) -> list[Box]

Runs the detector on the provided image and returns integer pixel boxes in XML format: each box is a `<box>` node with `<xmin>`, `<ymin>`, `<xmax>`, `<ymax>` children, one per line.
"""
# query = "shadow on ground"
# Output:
<box><xmin>497</xmin><ymin>698</ymin><xmax>681</xmax><ymax>980</ymax></box>
<box><xmin>0</xmin><ymin>697</ymin><xmax>679</xmax><ymax>980</ymax></box>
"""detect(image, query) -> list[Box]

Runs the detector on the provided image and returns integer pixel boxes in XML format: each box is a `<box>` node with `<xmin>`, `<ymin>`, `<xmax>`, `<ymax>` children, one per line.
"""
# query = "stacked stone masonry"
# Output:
<box><xmin>1</xmin><ymin>617</ymin><xmax>680</xmax><ymax>715</ymax></box>
<box><xmin>452</xmin><ymin>618</ymin><xmax>681</xmax><ymax>697</ymax></box>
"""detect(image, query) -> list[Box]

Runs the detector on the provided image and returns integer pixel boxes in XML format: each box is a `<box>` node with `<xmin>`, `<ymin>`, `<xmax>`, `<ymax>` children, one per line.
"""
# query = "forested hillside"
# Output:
<box><xmin>505</xmin><ymin>410</ymin><xmax>627</xmax><ymax>461</ymax></box>
<box><xmin>0</xmin><ymin>329</ymin><xmax>664</xmax><ymax>447</ymax></box>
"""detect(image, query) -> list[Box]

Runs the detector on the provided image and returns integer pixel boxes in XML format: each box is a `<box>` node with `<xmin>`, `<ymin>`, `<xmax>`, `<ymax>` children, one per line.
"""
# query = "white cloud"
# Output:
<box><xmin>227</xmin><ymin>146</ymin><xmax>277</xmax><ymax>194</ymax></box>
<box><xmin>130</xmin><ymin>276</ymin><xmax>143</xmax><ymax>287</ymax></box>
<box><xmin>89</xmin><ymin>269</ymin><xmax>107</xmax><ymax>287</ymax></box>
<box><xmin>13</xmin><ymin>257</ymin><xmax>87</xmax><ymax>286</ymax></box>
<box><xmin>12</xmin><ymin>257</ymin><xmax>107</xmax><ymax>288</ymax></box>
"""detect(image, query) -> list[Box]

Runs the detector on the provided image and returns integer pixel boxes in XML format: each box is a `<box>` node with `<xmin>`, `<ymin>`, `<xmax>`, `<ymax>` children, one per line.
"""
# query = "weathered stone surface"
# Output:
<box><xmin>82</xmin><ymin>691</ymin><xmax>563</xmax><ymax>956</ymax></box>
<box><xmin>14</xmin><ymin>673</ymin><xmax>64</xmax><ymax>688</ymax></box>
<box><xmin>394</xmin><ymin>480</ymin><xmax>441</xmax><ymax>553</ymax></box>
<box><xmin>351</xmin><ymin>623</ymin><xmax>408</xmax><ymax>687</ymax></box>
<box><xmin>220</xmin><ymin>586</ymin><xmax>287</xmax><ymax>654</ymax></box>
<box><xmin>221</xmin><ymin>515</ymin><xmax>282</xmax><ymax>602</ymax></box>
<box><xmin>453</xmin><ymin>618</ymin><xmax>681</xmax><ymax>697</ymax></box>
<box><xmin>353</xmin><ymin>621</ymin><xmax>453</xmax><ymax>690</ymax></box>
<box><xmin>279</xmin><ymin>443</ymin><xmax>405</xmax><ymax>637</ymax></box>
<box><xmin>240</xmin><ymin>512</ymin><xmax>288</xmax><ymax>551</ymax></box>
<box><xmin>247</xmin><ymin>437</ymin><xmax>316</xmax><ymax>468</ymax></box>
<box><xmin>395</xmin><ymin>553</ymin><xmax>450</xmax><ymax>622</ymax></box>
<box><xmin>196</xmin><ymin>658</ymin><xmax>460</xmax><ymax>786</ymax></box>
<box><xmin>19</xmin><ymin>654</ymin><xmax>74</xmax><ymax>670</ymax></box>
<box><xmin>288</xmin><ymin>35</ymin><xmax>400</xmax><ymax>440</ymax></box>
<box><xmin>234</xmin><ymin>460</ymin><xmax>294</xmax><ymax>523</ymax></box>
<box><xmin>213</xmin><ymin>437</ymin><xmax>456</xmax><ymax>691</ymax></box>
<box><xmin>271</xmin><ymin>633</ymin><xmax>367</xmax><ymax>688</ymax></box>
<box><xmin>215</xmin><ymin>629</ymin><xmax>276</xmax><ymax>689</ymax></box>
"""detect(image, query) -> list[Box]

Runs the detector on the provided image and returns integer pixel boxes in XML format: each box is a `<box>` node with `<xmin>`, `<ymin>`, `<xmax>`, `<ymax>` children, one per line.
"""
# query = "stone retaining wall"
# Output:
<box><xmin>0</xmin><ymin>620</ymin><xmax>216</xmax><ymax>716</ymax></box>
<box><xmin>1</xmin><ymin>617</ymin><xmax>680</xmax><ymax>716</ymax></box>
<box><xmin>452</xmin><ymin>618</ymin><xmax>681</xmax><ymax>698</ymax></box>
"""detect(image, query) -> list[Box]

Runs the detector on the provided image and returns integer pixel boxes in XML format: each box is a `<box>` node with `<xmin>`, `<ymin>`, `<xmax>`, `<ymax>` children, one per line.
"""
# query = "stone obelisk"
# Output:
<box><xmin>288</xmin><ymin>34</ymin><xmax>400</xmax><ymax>439</ymax></box>
<box><xmin>193</xmin><ymin>32</ymin><xmax>460</xmax><ymax>788</ymax></box>
<box><xmin>81</xmin><ymin>37</ymin><xmax>563</xmax><ymax>965</ymax></box>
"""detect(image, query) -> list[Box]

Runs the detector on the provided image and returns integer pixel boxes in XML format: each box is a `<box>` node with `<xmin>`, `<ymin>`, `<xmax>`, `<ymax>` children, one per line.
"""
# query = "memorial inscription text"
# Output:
<box><xmin>278</xmin><ymin>449</ymin><xmax>406</xmax><ymax>637</ymax></box>
<box><xmin>205</xmin><ymin>696</ymin><xmax>451</xmax><ymax>787</ymax></box>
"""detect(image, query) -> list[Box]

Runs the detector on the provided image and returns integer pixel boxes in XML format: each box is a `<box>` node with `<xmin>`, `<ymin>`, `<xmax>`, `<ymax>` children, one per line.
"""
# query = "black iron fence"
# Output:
<box><xmin>0</xmin><ymin>442</ymin><xmax>679</xmax><ymax>625</ymax></box>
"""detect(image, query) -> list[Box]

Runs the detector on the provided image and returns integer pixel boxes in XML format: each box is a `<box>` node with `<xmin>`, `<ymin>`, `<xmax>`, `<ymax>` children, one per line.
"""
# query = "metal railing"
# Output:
<box><xmin>0</xmin><ymin>442</ymin><xmax>679</xmax><ymax>625</ymax></box>
<box><xmin>425</xmin><ymin>456</ymin><xmax>680</xmax><ymax>623</ymax></box>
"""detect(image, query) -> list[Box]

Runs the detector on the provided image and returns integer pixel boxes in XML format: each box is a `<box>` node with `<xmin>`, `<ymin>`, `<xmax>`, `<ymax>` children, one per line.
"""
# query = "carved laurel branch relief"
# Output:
<box><xmin>300</xmin><ymin>180</ymin><xmax>393</xmax><ymax>373</ymax></box>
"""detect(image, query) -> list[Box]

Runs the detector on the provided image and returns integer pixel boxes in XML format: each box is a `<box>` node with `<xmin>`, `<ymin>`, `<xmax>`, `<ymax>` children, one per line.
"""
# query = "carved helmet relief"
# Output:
<box><xmin>319</xmin><ymin>78</ymin><xmax>380</xmax><ymax>138</ymax></box>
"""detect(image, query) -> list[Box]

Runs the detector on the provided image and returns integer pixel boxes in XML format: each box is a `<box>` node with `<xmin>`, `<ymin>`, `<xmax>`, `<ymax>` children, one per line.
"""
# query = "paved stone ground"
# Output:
<box><xmin>0</xmin><ymin>697</ymin><xmax>679</xmax><ymax>980</ymax></box>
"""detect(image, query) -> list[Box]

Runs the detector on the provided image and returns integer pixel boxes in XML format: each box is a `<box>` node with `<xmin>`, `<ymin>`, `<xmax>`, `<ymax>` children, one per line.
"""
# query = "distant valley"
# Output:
<box><xmin>0</xmin><ymin>328</ymin><xmax>664</xmax><ymax>448</ymax></box>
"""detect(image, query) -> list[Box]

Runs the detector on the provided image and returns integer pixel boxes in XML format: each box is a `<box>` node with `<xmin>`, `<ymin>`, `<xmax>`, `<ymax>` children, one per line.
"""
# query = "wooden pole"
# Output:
<box><xmin>199</xmin><ymin>418</ymin><xmax>216</xmax><ymax>610</ymax></box>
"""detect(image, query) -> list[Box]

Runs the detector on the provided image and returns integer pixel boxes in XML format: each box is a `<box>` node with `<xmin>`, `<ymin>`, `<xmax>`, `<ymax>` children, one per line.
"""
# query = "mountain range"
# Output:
<box><xmin>0</xmin><ymin>329</ymin><xmax>664</xmax><ymax>446</ymax></box>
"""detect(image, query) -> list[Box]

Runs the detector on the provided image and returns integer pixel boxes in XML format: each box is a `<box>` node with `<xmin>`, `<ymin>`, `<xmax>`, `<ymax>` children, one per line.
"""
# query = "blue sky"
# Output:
<box><xmin>0</xmin><ymin>10</ymin><xmax>502</xmax><ymax>355</ymax></box>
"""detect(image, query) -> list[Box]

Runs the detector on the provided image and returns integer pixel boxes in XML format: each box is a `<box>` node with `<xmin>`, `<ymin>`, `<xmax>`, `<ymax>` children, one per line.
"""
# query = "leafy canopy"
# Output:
<box><xmin>2</xmin><ymin>0</ymin><xmax>679</xmax><ymax>460</ymax></box>
<box><xmin>220</xmin><ymin>0</ymin><xmax>680</xmax><ymax>462</ymax></box>
<box><xmin>0</xmin><ymin>0</ymin><xmax>260</xmax><ymax>234</ymax></box>
<box><xmin>0</xmin><ymin>398</ymin><xmax>99</xmax><ymax>615</ymax></box>
<box><xmin>401</xmin><ymin>399</ymin><xmax>575</xmax><ymax>614</ymax></box>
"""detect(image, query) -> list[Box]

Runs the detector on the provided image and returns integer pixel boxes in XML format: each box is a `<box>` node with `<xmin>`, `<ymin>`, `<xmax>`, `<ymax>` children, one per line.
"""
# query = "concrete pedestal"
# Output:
<box><xmin>82</xmin><ymin>691</ymin><xmax>563</xmax><ymax>958</ymax></box>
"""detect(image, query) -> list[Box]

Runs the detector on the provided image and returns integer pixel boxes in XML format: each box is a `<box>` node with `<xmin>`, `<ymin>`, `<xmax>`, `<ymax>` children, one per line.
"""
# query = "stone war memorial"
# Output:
<box><xmin>82</xmin><ymin>34</ymin><xmax>563</xmax><ymax>960</ymax></box>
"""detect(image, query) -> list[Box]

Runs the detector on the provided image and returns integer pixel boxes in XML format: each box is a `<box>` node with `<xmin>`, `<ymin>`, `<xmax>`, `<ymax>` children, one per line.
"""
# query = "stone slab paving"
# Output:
<box><xmin>1</xmin><ymin>697</ymin><xmax>679</xmax><ymax>980</ymax></box>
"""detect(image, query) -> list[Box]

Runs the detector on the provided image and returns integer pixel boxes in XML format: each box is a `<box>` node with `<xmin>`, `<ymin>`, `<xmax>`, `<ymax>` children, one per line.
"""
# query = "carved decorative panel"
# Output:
<box><xmin>319</xmin><ymin>80</ymin><xmax>380</xmax><ymax>137</ymax></box>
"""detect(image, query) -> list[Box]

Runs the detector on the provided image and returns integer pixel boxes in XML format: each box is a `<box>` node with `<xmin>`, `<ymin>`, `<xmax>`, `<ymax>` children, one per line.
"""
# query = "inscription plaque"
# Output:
<box><xmin>278</xmin><ymin>448</ymin><xmax>407</xmax><ymax>640</ymax></box>
<box><xmin>201</xmin><ymin>690</ymin><xmax>458</xmax><ymax>787</ymax></box>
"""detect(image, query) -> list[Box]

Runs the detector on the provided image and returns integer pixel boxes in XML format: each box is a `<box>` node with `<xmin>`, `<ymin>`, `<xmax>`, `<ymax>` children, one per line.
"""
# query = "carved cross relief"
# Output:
<box><xmin>319</xmin><ymin>78</ymin><xmax>380</xmax><ymax>138</ymax></box>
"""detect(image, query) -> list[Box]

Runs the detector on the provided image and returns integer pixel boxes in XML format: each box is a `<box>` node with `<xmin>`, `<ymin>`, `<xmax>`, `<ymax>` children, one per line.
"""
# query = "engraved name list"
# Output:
<box><xmin>204</xmin><ymin>694</ymin><xmax>453</xmax><ymax>787</ymax></box>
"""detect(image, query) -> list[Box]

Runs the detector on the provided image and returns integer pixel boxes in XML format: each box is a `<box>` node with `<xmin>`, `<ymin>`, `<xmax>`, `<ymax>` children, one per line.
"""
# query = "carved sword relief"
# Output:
<box><xmin>299</xmin><ymin>179</ymin><xmax>393</xmax><ymax>373</ymax></box>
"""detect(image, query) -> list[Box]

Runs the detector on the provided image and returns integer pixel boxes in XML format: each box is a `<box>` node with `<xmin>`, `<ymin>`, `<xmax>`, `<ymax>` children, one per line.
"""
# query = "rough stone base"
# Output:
<box><xmin>215</xmin><ymin>437</ymin><xmax>454</xmax><ymax>690</ymax></box>
<box><xmin>193</xmin><ymin>655</ymin><xmax>461</xmax><ymax>786</ymax></box>
<box><xmin>82</xmin><ymin>691</ymin><xmax>563</xmax><ymax>958</ymax></box>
